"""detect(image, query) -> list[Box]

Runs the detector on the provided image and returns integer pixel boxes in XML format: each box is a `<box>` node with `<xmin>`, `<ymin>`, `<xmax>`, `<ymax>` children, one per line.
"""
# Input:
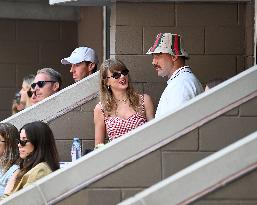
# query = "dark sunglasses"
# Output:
<box><xmin>31</xmin><ymin>81</ymin><xmax>56</xmax><ymax>89</ymax></box>
<box><xmin>107</xmin><ymin>69</ymin><xmax>129</xmax><ymax>79</ymax></box>
<box><xmin>17</xmin><ymin>139</ymin><xmax>30</xmax><ymax>147</ymax></box>
<box><xmin>27</xmin><ymin>90</ymin><xmax>33</xmax><ymax>98</ymax></box>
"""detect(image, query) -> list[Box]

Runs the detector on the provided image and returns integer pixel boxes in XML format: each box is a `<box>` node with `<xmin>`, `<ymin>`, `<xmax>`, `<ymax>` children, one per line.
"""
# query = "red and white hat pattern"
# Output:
<box><xmin>146</xmin><ymin>33</ymin><xmax>189</xmax><ymax>58</ymax></box>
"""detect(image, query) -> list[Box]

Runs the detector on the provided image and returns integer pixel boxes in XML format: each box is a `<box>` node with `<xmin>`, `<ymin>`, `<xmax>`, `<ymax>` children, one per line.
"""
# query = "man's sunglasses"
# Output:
<box><xmin>17</xmin><ymin>139</ymin><xmax>30</xmax><ymax>147</ymax></box>
<box><xmin>107</xmin><ymin>69</ymin><xmax>129</xmax><ymax>79</ymax></box>
<box><xmin>31</xmin><ymin>81</ymin><xmax>56</xmax><ymax>89</ymax></box>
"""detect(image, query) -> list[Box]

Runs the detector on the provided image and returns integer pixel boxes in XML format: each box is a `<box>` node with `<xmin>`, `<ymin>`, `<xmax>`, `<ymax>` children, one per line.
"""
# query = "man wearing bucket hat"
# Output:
<box><xmin>147</xmin><ymin>33</ymin><xmax>203</xmax><ymax>118</ymax></box>
<box><xmin>61</xmin><ymin>46</ymin><xmax>98</xmax><ymax>82</ymax></box>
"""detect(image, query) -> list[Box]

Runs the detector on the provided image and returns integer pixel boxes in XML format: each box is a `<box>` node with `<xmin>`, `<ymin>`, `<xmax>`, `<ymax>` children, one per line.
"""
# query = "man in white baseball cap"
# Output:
<box><xmin>147</xmin><ymin>33</ymin><xmax>203</xmax><ymax>118</ymax></box>
<box><xmin>61</xmin><ymin>46</ymin><xmax>98</xmax><ymax>82</ymax></box>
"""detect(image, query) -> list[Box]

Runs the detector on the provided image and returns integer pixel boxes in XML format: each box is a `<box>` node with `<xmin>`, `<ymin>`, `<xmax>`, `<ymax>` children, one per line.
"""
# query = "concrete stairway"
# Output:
<box><xmin>118</xmin><ymin>130</ymin><xmax>257</xmax><ymax>205</ymax></box>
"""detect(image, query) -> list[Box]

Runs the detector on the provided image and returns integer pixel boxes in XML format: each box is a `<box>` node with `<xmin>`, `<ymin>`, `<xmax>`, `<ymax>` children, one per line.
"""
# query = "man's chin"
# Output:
<box><xmin>74</xmin><ymin>77</ymin><xmax>83</xmax><ymax>82</ymax></box>
<box><xmin>73</xmin><ymin>76</ymin><xmax>79</xmax><ymax>82</ymax></box>
<box><xmin>36</xmin><ymin>95</ymin><xmax>45</xmax><ymax>102</ymax></box>
<box><xmin>157</xmin><ymin>72</ymin><xmax>166</xmax><ymax>78</ymax></box>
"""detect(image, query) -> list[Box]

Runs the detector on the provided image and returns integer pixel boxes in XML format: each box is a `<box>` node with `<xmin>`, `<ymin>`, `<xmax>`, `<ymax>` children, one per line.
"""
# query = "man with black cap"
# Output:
<box><xmin>61</xmin><ymin>46</ymin><xmax>98</xmax><ymax>82</ymax></box>
<box><xmin>147</xmin><ymin>33</ymin><xmax>203</xmax><ymax>118</ymax></box>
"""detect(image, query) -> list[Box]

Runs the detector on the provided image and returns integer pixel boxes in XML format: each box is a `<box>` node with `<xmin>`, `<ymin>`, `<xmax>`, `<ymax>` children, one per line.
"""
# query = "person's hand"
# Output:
<box><xmin>12</xmin><ymin>101</ymin><xmax>25</xmax><ymax>114</ymax></box>
<box><xmin>94</xmin><ymin>143</ymin><xmax>105</xmax><ymax>149</ymax></box>
<box><xmin>16</xmin><ymin>103</ymin><xmax>25</xmax><ymax>111</ymax></box>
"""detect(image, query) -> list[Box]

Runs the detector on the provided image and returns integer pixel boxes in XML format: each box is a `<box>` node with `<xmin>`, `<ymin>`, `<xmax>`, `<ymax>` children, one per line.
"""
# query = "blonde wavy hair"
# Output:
<box><xmin>99</xmin><ymin>59</ymin><xmax>140</xmax><ymax>114</ymax></box>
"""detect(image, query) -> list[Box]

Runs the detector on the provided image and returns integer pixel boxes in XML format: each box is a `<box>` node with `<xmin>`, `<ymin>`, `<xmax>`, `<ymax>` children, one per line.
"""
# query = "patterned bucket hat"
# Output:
<box><xmin>146</xmin><ymin>33</ymin><xmax>189</xmax><ymax>58</ymax></box>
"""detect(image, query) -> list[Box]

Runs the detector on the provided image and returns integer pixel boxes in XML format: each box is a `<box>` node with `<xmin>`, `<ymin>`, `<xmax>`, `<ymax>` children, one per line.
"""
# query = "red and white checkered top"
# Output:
<box><xmin>101</xmin><ymin>95</ymin><xmax>147</xmax><ymax>141</ymax></box>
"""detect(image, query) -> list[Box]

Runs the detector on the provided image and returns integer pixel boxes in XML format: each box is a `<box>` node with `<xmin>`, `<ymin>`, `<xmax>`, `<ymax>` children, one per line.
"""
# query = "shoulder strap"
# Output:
<box><xmin>140</xmin><ymin>94</ymin><xmax>145</xmax><ymax>114</ymax></box>
<box><xmin>99</xmin><ymin>102</ymin><xmax>106</xmax><ymax>117</ymax></box>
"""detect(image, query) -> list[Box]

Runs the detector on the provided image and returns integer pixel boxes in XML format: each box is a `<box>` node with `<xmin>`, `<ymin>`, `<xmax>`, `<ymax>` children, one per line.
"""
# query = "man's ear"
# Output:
<box><xmin>88</xmin><ymin>63</ymin><xmax>96</xmax><ymax>73</ymax></box>
<box><xmin>52</xmin><ymin>82</ymin><xmax>60</xmax><ymax>92</ymax></box>
<box><xmin>171</xmin><ymin>55</ymin><xmax>179</xmax><ymax>62</ymax></box>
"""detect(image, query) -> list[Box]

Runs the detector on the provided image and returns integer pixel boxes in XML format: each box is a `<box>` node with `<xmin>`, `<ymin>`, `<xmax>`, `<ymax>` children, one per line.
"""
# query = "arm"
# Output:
<box><xmin>4</xmin><ymin>163</ymin><xmax>52</xmax><ymax>196</ymax></box>
<box><xmin>143</xmin><ymin>94</ymin><xmax>155</xmax><ymax>121</ymax></box>
<box><xmin>94</xmin><ymin>103</ymin><xmax>106</xmax><ymax>146</ymax></box>
<box><xmin>4</xmin><ymin>169</ymin><xmax>20</xmax><ymax>195</ymax></box>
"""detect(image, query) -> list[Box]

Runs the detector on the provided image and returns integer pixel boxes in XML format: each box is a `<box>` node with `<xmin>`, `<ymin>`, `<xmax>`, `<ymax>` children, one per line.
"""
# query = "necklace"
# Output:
<box><xmin>115</xmin><ymin>98</ymin><xmax>128</xmax><ymax>103</ymax></box>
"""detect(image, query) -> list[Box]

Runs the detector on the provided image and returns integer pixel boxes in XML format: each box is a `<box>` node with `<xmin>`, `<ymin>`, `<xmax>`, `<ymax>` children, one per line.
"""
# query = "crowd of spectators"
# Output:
<box><xmin>2</xmin><ymin>34</ymin><xmax>227</xmax><ymax>200</ymax></box>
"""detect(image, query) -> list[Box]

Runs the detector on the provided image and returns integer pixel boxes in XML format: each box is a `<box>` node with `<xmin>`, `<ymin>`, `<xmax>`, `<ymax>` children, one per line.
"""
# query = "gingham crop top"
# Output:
<box><xmin>100</xmin><ymin>95</ymin><xmax>147</xmax><ymax>141</ymax></box>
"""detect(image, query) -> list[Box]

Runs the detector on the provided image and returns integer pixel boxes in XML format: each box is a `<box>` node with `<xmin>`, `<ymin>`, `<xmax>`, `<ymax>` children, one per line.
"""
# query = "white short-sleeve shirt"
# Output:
<box><xmin>155</xmin><ymin>66</ymin><xmax>203</xmax><ymax>118</ymax></box>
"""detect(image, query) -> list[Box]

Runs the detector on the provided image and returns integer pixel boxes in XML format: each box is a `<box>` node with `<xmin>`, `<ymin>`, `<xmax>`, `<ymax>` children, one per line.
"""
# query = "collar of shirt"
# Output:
<box><xmin>167</xmin><ymin>66</ymin><xmax>192</xmax><ymax>84</ymax></box>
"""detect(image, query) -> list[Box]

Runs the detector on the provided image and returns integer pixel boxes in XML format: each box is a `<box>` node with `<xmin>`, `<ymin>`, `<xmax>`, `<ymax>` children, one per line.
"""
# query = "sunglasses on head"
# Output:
<box><xmin>31</xmin><ymin>81</ymin><xmax>56</xmax><ymax>89</ymax></box>
<box><xmin>107</xmin><ymin>69</ymin><xmax>129</xmax><ymax>79</ymax></box>
<box><xmin>17</xmin><ymin>139</ymin><xmax>30</xmax><ymax>147</ymax></box>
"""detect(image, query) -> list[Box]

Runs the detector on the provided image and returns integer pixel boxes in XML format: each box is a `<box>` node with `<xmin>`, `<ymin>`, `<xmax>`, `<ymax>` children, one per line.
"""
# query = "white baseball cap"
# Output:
<box><xmin>61</xmin><ymin>47</ymin><xmax>99</xmax><ymax>65</ymax></box>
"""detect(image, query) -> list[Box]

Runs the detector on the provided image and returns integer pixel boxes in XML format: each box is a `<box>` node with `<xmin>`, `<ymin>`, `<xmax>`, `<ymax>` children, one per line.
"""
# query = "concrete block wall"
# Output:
<box><xmin>49</xmin><ymin>97</ymin><xmax>99</xmax><ymax>161</ymax></box>
<box><xmin>193</xmin><ymin>170</ymin><xmax>257</xmax><ymax>205</ymax></box>
<box><xmin>56</xmin><ymin>94</ymin><xmax>257</xmax><ymax>205</ymax></box>
<box><xmin>110</xmin><ymin>1</ymin><xmax>254</xmax><ymax>108</ymax></box>
<box><xmin>0</xmin><ymin>19</ymin><xmax>77</xmax><ymax>120</ymax></box>
<box><xmin>192</xmin><ymin>95</ymin><xmax>257</xmax><ymax>204</ymax></box>
<box><xmin>78</xmin><ymin>7</ymin><xmax>104</xmax><ymax>63</ymax></box>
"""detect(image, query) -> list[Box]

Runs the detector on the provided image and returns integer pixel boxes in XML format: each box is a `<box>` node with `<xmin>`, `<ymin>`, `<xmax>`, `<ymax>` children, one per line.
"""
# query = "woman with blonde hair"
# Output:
<box><xmin>11</xmin><ymin>74</ymin><xmax>35</xmax><ymax>115</ymax></box>
<box><xmin>19</xmin><ymin>74</ymin><xmax>35</xmax><ymax>108</ymax></box>
<box><xmin>94</xmin><ymin>59</ymin><xmax>154</xmax><ymax>147</ymax></box>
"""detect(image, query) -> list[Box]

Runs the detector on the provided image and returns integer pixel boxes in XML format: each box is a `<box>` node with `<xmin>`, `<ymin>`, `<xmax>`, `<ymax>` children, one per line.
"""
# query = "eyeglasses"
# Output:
<box><xmin>107</xmin><ymin>69</ymin><xmax>129</xmax><ymax>79</ymax></box>
<box><xmin>17</xmin><ymin>139</ymin><xmax>30</xmax><ymax>147</ymax></box>
<box><xmin>31</xmin><ymin>81</ymin><xmax>56</xmax><ymax>89</ymax></box>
